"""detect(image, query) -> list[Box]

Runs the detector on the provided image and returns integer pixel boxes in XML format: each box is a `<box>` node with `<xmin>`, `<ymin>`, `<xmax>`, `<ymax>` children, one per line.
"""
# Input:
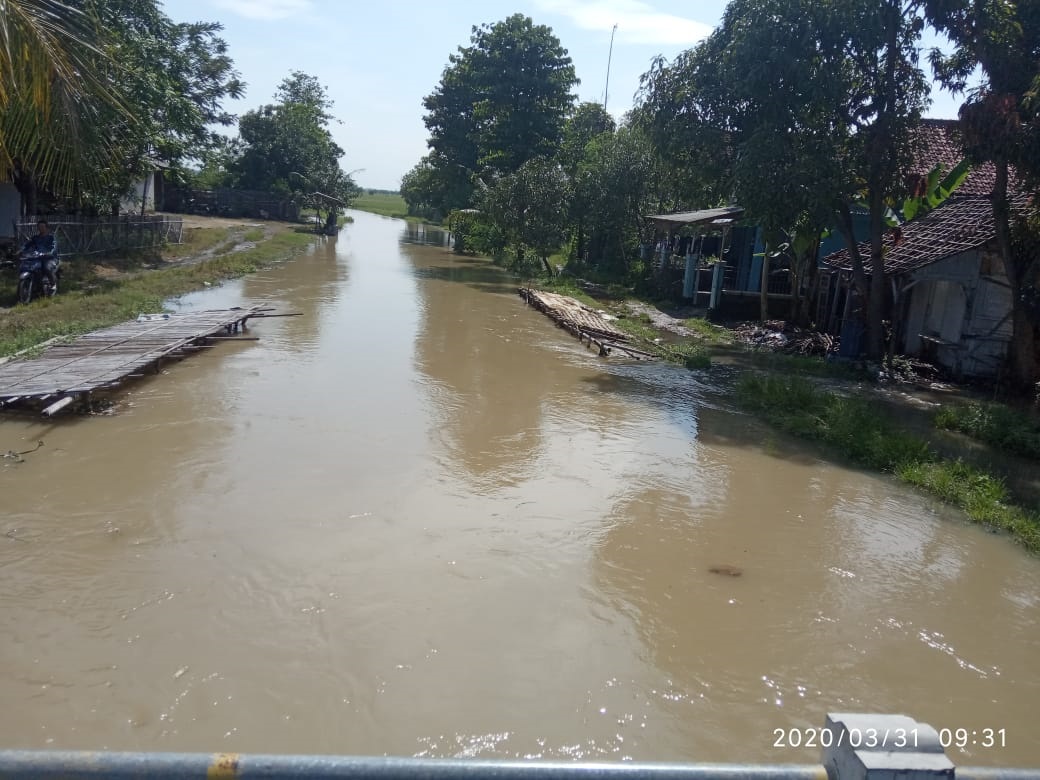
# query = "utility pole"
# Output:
<box><xmin>604</xmin><ymin>23</ymin><xmax>618</xmax><ymax>112</ymax></box>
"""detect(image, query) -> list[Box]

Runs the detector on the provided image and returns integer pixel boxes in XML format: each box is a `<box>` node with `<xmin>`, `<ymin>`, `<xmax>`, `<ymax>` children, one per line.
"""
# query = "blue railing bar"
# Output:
<box><xmin>0</xmin><ymin>752</ymin><xmax>828</xmax><ymax>780</ymax></box>
<box><xmin>957</xmin><ymin>770</ymin><xmax>1040</xmax><ymax>780</ymax></box>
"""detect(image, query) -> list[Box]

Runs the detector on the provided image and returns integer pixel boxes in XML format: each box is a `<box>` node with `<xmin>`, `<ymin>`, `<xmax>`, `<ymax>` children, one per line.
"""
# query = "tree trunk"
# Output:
<box><xmin>12</xmin><ymin>160</ymin><xmax>37</xmax><ymax>218</ymax></box>
<box><xmin>759</xmin><ymin>241</ymin><xmax>770</xmax><ymax>323</ymax></box>
<box><xmin>835</xmin><ymin>203</ymin><xmax>869</xmax><ymax>296</ymax></box>
<box><xmin>994</xmin><ymin>159</ymin><xmax>1040</xmax><ymax>389</ymax></box>
<box><xmin>867</xmin><ymin>191</ymin><xmax>887</xmax><ymax>360</ymax></box>
<box><xmin>797</xmin><ymin>236</ymin><xmax>821</xmax><ymax>326</ymax></box>
<box><xmin>1008</xmin><ymin>304</ymin><xmax>1039</xmax><ymax>391</ymax></box>
<box><xmin>575</xmin><ymin>214</ymin><xmax>585</xmax><ymax>264</ymax></box>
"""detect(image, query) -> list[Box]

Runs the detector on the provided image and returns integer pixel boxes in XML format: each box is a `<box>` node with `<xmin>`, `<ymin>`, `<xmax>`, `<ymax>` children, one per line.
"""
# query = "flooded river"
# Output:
<box><xmin>1</xmin><ymin>210</ymin><xmax>1038</xmax><ymax>765</ymax></box>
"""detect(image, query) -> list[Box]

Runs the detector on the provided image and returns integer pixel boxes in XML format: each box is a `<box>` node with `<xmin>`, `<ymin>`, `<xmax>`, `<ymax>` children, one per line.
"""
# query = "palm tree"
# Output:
<box><xmin>0</xmin><ymin>0</ymin><xmax>129</xmax><ymax>211</ymax></box>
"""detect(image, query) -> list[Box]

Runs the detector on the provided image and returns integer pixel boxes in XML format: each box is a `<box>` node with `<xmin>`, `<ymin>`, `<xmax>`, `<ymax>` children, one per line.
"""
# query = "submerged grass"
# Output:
<box><xmin>0</xmin><ymin>228</ymin><xmax>316</xmax><ymax>358</ymax></box>
<box><xmin>351</xmin><ymin>193</ymin><xmax>409</xmax><ymax>219</ymax></box>
<box><xmin>736</xmin><ymin>374</ymin><xmax>1040</xmax><ymax>553</ymax></box>
<box><xmin>934</xmin><ymin>401</ymin><xmax>1040</xmax><ymax>460</ymax></box>
<box><xmin>684</xmin><ymin>317</ymin><xmax>734</xmax><ymax>346</ymax></box>
<box><xmin>748</xmin><ymin>351</ymin><xmax>869</xmax><ymax>380</ymax></box>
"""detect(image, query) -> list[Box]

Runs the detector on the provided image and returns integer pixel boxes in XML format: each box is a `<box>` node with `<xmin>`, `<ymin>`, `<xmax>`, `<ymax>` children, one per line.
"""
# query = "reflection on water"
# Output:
<box><xmin>0</xmin><ymin>210</ymin><xmax>1037</xmax><ymax>765</ymax></box>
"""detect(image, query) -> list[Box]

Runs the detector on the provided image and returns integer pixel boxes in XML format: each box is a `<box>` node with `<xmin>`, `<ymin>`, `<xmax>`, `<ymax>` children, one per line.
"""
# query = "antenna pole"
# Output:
<box><xmin>604</xmin><ymin>23</ymin><xmax>618</xmax><ymax>111</ymax></box>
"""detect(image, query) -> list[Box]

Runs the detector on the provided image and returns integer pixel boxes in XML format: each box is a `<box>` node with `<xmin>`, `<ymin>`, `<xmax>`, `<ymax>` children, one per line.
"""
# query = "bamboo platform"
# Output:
<box><xmin>0</xmin><ymin>306</ymin><xmax>293</xmax><ymax>416</ymax></box>
<box><xmin>518</xmin><ymin>288</ymin><xmax>655</xmax><ymax>360</ymax></box>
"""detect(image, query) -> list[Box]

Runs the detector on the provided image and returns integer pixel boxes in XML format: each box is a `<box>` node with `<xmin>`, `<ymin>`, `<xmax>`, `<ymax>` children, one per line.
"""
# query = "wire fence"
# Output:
<box><xmin>14</xmin><ymin>215</ymin><xmax>183</xmax><ymax>258</ymax></box>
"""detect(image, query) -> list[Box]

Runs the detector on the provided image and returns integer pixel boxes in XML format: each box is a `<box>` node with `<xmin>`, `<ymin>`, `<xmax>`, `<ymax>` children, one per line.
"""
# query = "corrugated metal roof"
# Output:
<box><xmin>822</xmin><ymin>194</ymin><xmax>1032</xmax><ymax>275</ymax></box>
<box><xmin>645</xmin><ymin>206</ymin><xmax>745</xmax><ymax>226</ymax></box>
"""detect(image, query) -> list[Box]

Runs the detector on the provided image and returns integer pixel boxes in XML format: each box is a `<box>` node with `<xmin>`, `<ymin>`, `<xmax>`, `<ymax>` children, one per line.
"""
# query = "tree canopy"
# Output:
<box><xmin>2</xmin><ymin>0</ymin><xmax>244</xmax><ymax>212</ymax></box>
<box><xmin>230</xmin><ymin>71</ymin><xmax>357</xmax><ymax>203</ymax></box>
<box><xmin>636</xmin><ymin>0</ymin><xmax>929</xmax><ymax>354</ymax></box>
<box><xmin>413</xmin><ymin>13</ymin><xmax>578</xmax><ymax>216</ymax></box>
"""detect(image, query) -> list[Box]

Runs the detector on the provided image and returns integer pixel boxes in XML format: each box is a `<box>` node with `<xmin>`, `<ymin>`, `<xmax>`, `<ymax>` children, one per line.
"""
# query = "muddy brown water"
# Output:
<box><xmin>1</xmin><ymin>211</ymin><xmax>1038</xmax><ymax>765</ymax></box>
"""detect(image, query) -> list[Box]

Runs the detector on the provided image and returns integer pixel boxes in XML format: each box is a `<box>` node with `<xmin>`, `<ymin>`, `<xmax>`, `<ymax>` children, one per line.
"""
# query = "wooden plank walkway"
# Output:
<box><xmin>518</xmin><ymin>288</ymin><xmax>655</xmax><ymax>360</ymax></box>
<box><xmin>0</xmin><ymin>306</ymin><xmax>287</xmax><ymax>416</ymax></box>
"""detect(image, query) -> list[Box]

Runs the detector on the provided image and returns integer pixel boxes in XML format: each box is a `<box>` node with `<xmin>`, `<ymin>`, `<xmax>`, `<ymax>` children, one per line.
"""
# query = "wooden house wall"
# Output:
<box><xmin>901</xmin><ymin>245</ymin><xmax>1012</xmax><ymax>377</ymax></box>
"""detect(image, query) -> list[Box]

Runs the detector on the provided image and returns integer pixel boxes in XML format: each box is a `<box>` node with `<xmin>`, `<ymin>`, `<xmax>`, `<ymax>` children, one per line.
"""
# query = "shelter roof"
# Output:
<box><xmin>645</xmin><ymin>206</ymin><xmax>745</xmax><ymax>229</ymax></box>
<box><xmin>822</xmin><ymin>194</ymin><xmax>1032</xmax><ymax>275</ymax></box>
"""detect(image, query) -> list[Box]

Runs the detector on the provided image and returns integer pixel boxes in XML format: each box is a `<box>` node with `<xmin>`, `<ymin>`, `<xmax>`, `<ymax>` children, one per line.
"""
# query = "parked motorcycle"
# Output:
<box><xmin>16</xmin><ymin>250</ymin><xmax>58</xmax><ymax>304</ymax></box>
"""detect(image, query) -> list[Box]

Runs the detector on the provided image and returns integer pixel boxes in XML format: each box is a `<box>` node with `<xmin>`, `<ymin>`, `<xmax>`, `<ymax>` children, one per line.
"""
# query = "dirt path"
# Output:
<box><xmin>625</xmin><ymin>300</ymin><xmax>700</xmax><ymax>337</ymax></box>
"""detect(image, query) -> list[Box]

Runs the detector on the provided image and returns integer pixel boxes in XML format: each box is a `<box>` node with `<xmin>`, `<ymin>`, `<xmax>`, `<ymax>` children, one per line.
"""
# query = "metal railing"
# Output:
<box><xmin>0</xmin><ymin>715</ymin><xmax>1035</xmax><ymax>780</ymax></box>
<box><xmin>14</xmin><ymin>214</ymin><xmax>183</xmax><ymax>258</ymax></box>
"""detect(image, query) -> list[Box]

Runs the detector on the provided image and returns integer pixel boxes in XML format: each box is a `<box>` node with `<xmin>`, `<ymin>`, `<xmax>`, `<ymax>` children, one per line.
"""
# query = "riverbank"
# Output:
<box><xmin>529</xmin><ymin>273</ymin><xmax>1040</xmax><ymax>553</ymax></box>
<box><xmin>0</xmin><ymin>217</ymin><xmax>317</xmax><ymax>358</ymax></box>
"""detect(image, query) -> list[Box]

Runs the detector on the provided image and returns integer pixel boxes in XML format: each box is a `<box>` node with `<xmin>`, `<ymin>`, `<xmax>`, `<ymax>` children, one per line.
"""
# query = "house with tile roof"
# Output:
<box><xmin>821</xmin><ymin>119</ymin><xmax>1032</xmax><ymax>378</ymax></box>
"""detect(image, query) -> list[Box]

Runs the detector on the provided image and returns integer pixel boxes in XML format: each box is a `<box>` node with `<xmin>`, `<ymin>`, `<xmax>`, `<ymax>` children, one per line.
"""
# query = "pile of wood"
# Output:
<box><xmin>733</xmin><ymin>320</ymin><xmax>837</xmax><ymax>357</ymax></box>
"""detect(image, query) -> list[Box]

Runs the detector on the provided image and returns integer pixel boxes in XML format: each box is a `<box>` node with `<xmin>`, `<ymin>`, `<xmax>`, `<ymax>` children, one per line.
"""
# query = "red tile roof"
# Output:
<box><xmin>910</xmin><ymin>120</ymin><xmax>998</xmax><ymax>196</ymax></box>
<box><xmin>822</xmin><ymin>194</ymin><xmax>1032</xmax><ymax>275</ymax></box>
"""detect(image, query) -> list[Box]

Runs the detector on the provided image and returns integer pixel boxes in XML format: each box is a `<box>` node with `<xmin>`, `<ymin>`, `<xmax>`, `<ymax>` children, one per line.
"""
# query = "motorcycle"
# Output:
<box><xmin>16</xmin><ymin>250</ymin><xmax>58</xmax><ymax>304</ymax></box>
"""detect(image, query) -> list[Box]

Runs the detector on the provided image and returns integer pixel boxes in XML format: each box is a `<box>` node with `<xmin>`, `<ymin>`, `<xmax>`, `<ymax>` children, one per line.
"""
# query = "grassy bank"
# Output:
<box><xmin>0</xmin><ymin>227</ymin><xmax>316</xmax><ymax>358</ymax></box>
<box><xmin>737</xmin><ymin>374</ymin><xmax>1040</xmax><ymax>553</ymax></box>
<box><xmin>935</xmin><ymin>401</ymin><xmax>1040</xmax><ymax>460</ymax></box>
<box><xmin>352</xmin><ymin>193</ymin><xmax>410</xmax><ymax>219</ymax></box>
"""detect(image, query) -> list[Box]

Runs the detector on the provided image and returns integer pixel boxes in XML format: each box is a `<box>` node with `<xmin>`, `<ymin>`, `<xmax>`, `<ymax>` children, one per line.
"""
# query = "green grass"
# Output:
<box><xmin>0</xmin><ymin>228</ymin><xmax>316</xmax><ymax>358</ymax></box>
<box><xmin>935</xmin><ymin>401</ymin><xmax>1040</xmax><ymax>460</ymax></box>
<box><xmin>748</xmin><ymin>351</ymin><xmax>869</xmax><ymax>380</ymax></box>
<box><xmin>736</xmin><ymin>374</ymin><xmax>1040</xmax><ymax>553</ymax></box>
<box><xmin>683</xmin><ymin>317</ymin><xmax>735</xmax><ymax>346</ymax></box>
<box><xmin>352</xmin><ymin>193</ymin><xmax>409</xmax><ymax>219</ymax></box>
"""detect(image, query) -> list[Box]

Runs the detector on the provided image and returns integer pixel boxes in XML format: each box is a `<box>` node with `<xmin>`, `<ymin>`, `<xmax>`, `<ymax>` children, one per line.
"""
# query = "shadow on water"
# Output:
<box><xmin>411</xmin><ymin>262</ymin><xmax>519</xmax><ymax>296</ymax></box>
<box><xmin>578</xmin><ymin>365</ymin><xmax>824</xmax><ymax>468</ymax></box>
<box><xmin>400</xmin><ymin>222</ymin><xmax>451</xmax><ymax>247</ymax></box>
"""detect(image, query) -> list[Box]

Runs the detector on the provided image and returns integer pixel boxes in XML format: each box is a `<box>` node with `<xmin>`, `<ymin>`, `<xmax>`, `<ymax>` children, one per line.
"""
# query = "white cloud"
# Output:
<box><xmin>213</xmin><ymin>0</ymin><xmax>313</xmax><ymax>21</ymax></box>
<box><xmin>535</xmin><ymin>0</ymin><xmax>712</xmax><ymax>45</ymax></box>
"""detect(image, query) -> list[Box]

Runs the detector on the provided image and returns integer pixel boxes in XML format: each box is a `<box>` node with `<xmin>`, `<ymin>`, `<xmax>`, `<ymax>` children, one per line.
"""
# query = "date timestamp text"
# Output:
<box><xmin>773</xmin><ymin>727</ymin><xmax>1007</xmax><ymax>749</ymax></box>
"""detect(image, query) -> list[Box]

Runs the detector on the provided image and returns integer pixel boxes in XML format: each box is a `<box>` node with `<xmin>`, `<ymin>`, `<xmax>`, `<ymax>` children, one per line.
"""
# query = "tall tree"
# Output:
<box><xmin>231</xmin><ymin>72</ymin><xmax>357</xmax><ymax>203</ymax></box>
<box><xmin>479</xmin><ymin>156</ymin><xmax>571</xmax><ymax>275</ymax></box>
<box><xmin>925</xmin><ymin>0</ymin><xmax>1040</xmax><ymax>389</ymax></box>
<box><xmin>561</xmin><ymin>102</ymin><xmax>616</xmax><ymax>263</ymax></box>
<box><xmin>573</xmin><ymin>126</ymin><xmax>659</xmax><ymax>274</ymax></box>
<box><xmin>417</xmin><ymin>14</ymin><xmax>578</xmax><ymax>215</ymax></box>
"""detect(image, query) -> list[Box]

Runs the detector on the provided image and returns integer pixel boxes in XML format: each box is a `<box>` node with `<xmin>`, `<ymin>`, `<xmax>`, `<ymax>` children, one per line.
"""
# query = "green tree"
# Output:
<box><xmin>637</xmin><ymin>0</ymin><xmax>929</xmax><ymax>354</ymax></box>
<box><xmin>81</xmin><ymin>0</ymin><xmax>244</xmax><ymax>211</ymax></box>
<box><xmin>561</xmin><ymin>101</ymin><xmax>617</xmax><ymax>263</ymax></box>
<box><xmin>231</xmin><ymin>71</ymin><xmax>357</xmax><ymax>204</ymax></box>
<box><xmin>924</xmin><ymin>0</ymin><xmax>1040</xmax><ymax>389</ymax></box>
<box><xmin>560</xmin><ymin>102</ymin><xmax>616</xmax><ymax>175</ymax></box>
<box><xmin>400</xmin><ymin>153</ymin><xmax>473</xmax><ymax>222</ymax></box>
<box><xmin>417</xmin><ymin>14</ymin><xmax>578</xmax><ymax>215</ymax></box>
<box><xmin>480</xmin><ymin>156</ymin><xmax>571</xmax><ymax>274</ymax></box>
<box><xmin>1</xmin><ymin>0</ymin><xmax>132</xmax><ymax>211</ymax></box>
<box><xmin>573</xmin><ymin>126</ymin><xmax>659</xmax><ymax>275</ymax></box>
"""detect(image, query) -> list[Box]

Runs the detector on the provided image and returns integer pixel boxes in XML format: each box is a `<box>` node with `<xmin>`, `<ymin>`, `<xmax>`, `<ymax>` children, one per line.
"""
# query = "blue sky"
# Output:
<box><xmin>161</xmin><ymin>0</ymin><xmax>967</xmax><ymax>191</ymax></box>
